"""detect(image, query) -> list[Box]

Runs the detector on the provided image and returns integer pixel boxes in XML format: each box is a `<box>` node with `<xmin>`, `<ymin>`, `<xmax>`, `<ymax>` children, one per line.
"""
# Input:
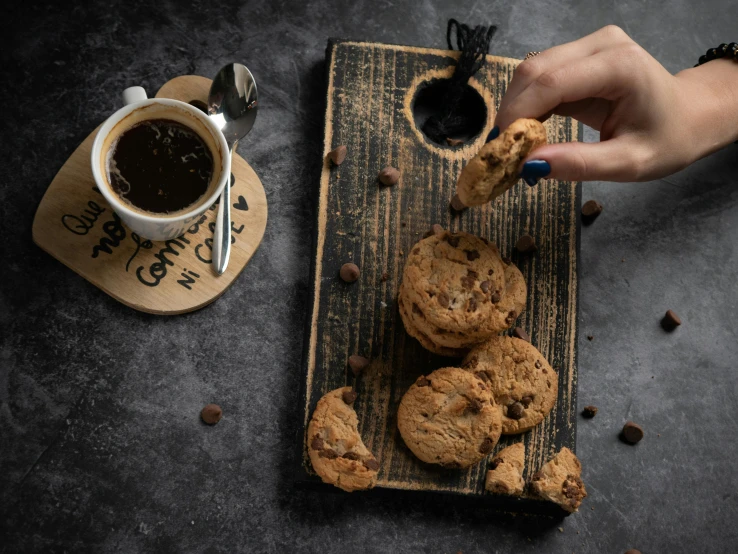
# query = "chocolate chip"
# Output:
<box><xmin>381</xmin><ymin>272</ymin><xmax>389</xmax><ymax>282</ymax></box>
<box><xmin>582</xmin><ymin>406</ymin><xmax>598</xmax><ymax>418</ymax></box>
<box><xmin>463</xmin><ymin>357</ymin><xmax>478</xmax><ymax>369</ymax></box>
<box><xmin>348</xmin><ymin>355</ymin><xmax>369</xmax><ymax>376</ymax></box>
<box><xmin>200</xmin><ymin>404</ymin><xmax>222</xmax><ymax>425</ymax></box>
<box><xmin>587</xmin><ymin>335</ymin><xmax>594</xmax><ymax>341</ymax></box>
<box><xmin>467</xmin><ymin>297</ymin><xmax>478</xmax><ymax>312</ymax></box>
<box><xmin>512</xmin><ymin>327</ymin><xmax>531</xmax><ymax>342</ymax></box>
<box><xmin>581</xmin><ymin>199</ymin><xmax>603</xmax><ymax>224</ymax></box>
<box><xmin>378</xmin><ymin>166</ymin><xmax>400</xmax><ymax>186</ymax></box>
<box><xmin>437</xmin><ymin>292</ymin><xmax>450</xmax><ymax>308</ymax></box>
<box><xmin>319</xmin><ymin>449</ymin><xmax>339</xmax><ymax>459</ymax></box>
<box><xmin>521</xmin><ymin>396</ymin><xmax>534</xmax><ymax>407</ymax></box>
<box><xmin>447</xmin><ymin>235</ymin><xmax>460</xmax><ymax>247</ymax></box>
<box><xmin>465</xmin><ymin>249</ymin><xmax>480</xmax><ymax>261</ymax></box>
<box><xmin>446</xmin><ymin>137</ymin><xmax>464</xmax><ymax>147</ymax></box>
<box><xmin>490</xmin><ymin>292</ymin><xmax>501</xmax><ymax>303</ymax></box>
<box><xmin>342</xmin><ymin>451</ymin><xmax>361</xmax><ymax>460</ymax></box>
<box><xmin>363</xmin><ymin>458</ymin><xmax>380</xmax><ymax>471</ymax></box>
<box><xmin>412</xmin><ymin>303</ymin><xmax>423</xmax><ymax>316</ymax></box>
<box><xmin>460</xmin><ymin>275</ymin><xmax>475</xmax><ymax>290</ymax></box>
<box><xmin>621</xmin><ymin>421</ymin><xmax>644</xmax><ymax>444</ymax></box>
<box><xmin>515</xmin><ymin>234</ymin><xmax>537</xmax><ymax>254</ymax></box>
<box><xmin>467</xmin><ymin>398</ymin><xmax>483</xmax><ymax>414</ymax></box>
<box><xmin>505</xmin><ymin>311</ymin><xmax>518</xmax><ymax>324</ymax></box>
<box><xmin>416</xmin><ymin>376</ymin><xmax>430</xmax><ymax>387</ymax></box>
<box><xmin>535</xmin><ymin>360</ymin><xmax>542</xmax><ymax>369</ymax></box>
<box><xmin>487</xmin><ymin>269</ymin><xmax>494</xmax><ymax>275</ymax></box>
<box><xmin>342</xmin><ymin>390</ymin><xmax>358</xmax><ymax>405</ymax></box>
<box><xmin>507</xmin><ymin>402</ymin><xmax>525</xmax><ymax>420</ymax></box>
<box><xmin>475</xmin><ymin>370</ymin><xmax>490</xmax><ymax>383</ymax></box>
<box><xmin>479</xmin><ymin>281</ymin><xmax>490</xmax><ymax>293</ymax></box>
<box><xmin>339</xmin><ymin>262</ymin><xmax>360</xmax><ymax>283</ymax></box>
<box><xmin>479</xmin><ymin>437</ymin><xmax>495</xmax><ymax>454</ymax></box>
<box><xmin>489</xmin><ymin>457</ymin><xmax>503</xmax><ymax>470</ymax></box>
<box><xmin>450</xmin><ymin>194</ymin><xmax>467</xmax><ymax>213</ymax></box>
<box><xmin>467</xmin><ymin>269</ymin><xmax>478</xmax><ymax>278</ymax></box>
<box><xmin>661</xmin><ymin>309</ymin><xmax>681</xmax><ymax>331</ymax></box>
<box><xmin>328</xmin><ymin>145</ymin><xmax>347</xmax><ymax>166</ymax></box>
<box><xmin>310</xmin><ymin>436</ymin><xmax>324</xmax><ymax>450</ymax></box>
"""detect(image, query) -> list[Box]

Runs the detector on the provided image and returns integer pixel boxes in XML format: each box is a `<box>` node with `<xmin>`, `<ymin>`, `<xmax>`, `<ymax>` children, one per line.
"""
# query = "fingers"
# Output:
<box><xmin>496</xmin><ymin>25</ymin><xmax>633</xmax><ymax>129</ymax></box>
<box><xmin>496</xmin><ymin>49</ymin><xmax>636</xmax><ymax>131</ymax></box>
<box><xmin>522</xmin><ymin>137</ymin><xmax>654</xmax><ymax>182</ymax></box>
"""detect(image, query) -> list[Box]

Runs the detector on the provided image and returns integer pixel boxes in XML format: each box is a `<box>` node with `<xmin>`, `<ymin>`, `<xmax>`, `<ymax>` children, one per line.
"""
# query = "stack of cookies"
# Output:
<box><xmin>397</xmin><ymin>228</ymin><xmax>527</xmax><ymax>357</ymax></box>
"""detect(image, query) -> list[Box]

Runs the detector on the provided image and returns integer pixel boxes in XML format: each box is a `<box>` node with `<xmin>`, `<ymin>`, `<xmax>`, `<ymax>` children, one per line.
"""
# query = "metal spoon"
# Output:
<box><xmin>207</xmin><ymin>63</ymin><xmax>258</xmax><ymax>274</ymax></box>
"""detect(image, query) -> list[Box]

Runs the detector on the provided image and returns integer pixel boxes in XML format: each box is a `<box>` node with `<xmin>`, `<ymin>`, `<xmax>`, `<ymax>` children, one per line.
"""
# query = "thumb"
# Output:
<box><xmin>521</xmin><ymin>137</ymin><xmax>652</xmax><ymax>183</ymax></box>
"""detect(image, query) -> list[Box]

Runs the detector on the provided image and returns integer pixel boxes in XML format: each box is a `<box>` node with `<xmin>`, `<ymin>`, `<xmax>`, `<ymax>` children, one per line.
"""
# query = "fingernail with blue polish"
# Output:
<box><xmin>485</xmin><ymin>126</ymin><xmax>499</xmax><ymax>142</ymax></box>
<box><xmin>520</xmin><ymin>160</ymin><xmax>550</xmax><ymax>186</ymax></box>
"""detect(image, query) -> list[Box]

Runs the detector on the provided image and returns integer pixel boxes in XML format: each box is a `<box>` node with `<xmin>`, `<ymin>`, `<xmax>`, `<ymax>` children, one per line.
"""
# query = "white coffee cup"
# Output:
<box><xmin>90</xmin><ymin>87</ymin><xmax>231</xmax><ymax>241</ymax></box>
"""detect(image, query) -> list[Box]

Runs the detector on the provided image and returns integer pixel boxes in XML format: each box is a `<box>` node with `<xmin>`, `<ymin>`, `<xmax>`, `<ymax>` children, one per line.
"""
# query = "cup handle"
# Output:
<box><xmin>122</xmin><ymin>86</ymin><xmax>148</xmax><ymax>106</ymax></box>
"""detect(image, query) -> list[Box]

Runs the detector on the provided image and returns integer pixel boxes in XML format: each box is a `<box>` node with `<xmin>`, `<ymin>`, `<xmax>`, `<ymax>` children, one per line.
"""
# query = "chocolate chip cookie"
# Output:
<box><xmin>397</xmin><ymin>367</ymin><xmax>502</xmax><ymax>468</ymax></box>
<box><xmin>485</xmin><ymin>442</ymin><xmax>525</xmax><ymax>495</ymax></box>
<box><xmin>530</xmin><ymin>447</ymin><xmax>587</xmax><ymax>512</ymax></box>
<box><xmin>456</xmin><ymin>118</ymin><xmax>547</xmax><ymax>206</ymax></box>
<box><xmin>399</xmin><ymin>231</ymin><xmax>527</xmax><ymax>354</ymax></box>
<box><xmin>463</xmin><ymin>336</ymin><xmax>558</xmax><ymax>435</ymax></box>
<box><xmin>397</xmin><ymin>292</ymin><xmax>469</xmax><ymax>358</ymax></box>
<box><xmin>307</xmin><ymin>387</ymin><xmax>380</xmax><ymax>492</ymax></box>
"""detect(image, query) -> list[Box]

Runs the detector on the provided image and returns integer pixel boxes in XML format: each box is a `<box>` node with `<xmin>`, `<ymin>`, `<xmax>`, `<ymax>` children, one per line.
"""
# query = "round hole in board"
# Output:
<box><xmin>188</xmin><ymin>100</ymin><xmax>208</xmax><ymax>114</ymax></box>
<box><xmin>411</xmin><ymin>79</ymin><xmax>487</xmax><ymax>147</ymax></box>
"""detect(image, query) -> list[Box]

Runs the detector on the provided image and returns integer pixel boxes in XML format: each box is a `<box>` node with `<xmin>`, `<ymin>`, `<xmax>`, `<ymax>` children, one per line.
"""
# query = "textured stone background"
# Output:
<box><xmin>2</xmin><ymin>1</ymin><xmax>737</xmax><ymax>552</ymax></box>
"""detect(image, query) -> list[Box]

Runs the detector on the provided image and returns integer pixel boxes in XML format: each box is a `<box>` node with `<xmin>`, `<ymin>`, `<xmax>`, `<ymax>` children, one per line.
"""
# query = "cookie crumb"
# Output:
<box><xmin>378</xmin><ymin>166</ymin><xmax>400</xmax><ymax>186</ymax></box>
<box><xmin>339</xmin><ymin>263</ymin><xmax>360</xmax><ymax>283</ymax></box>
<box><xmin>558</xmin><ymin>527</ymin><xmax>564</xmax><ymax>533</ymax></box>
<box><xmin>661</xmin><ymin>309</ymin><xmax>681</xmax><ymax>331</ymax></box>
<box><xmin>621</xmin><ymin>421</ymin><xmax>644</xmax><ymax>444</ymax></box>
<box><xmin>201</xmin><ymin>404</ymin><xmax>222</xmax><ymax>425</ymax></box>
<box><xmin>328</xmin><ymin>145</ymin><xmax>347</xmax><ymax>166</ymax></box>
<box><xmin>582</xmin><ymin>406</ymin><xmax>598</xmax><ymax>418</ymax></box>
<box><xmin>587</xmin><ymin>335</ymin><xmax>593</xmax><ymax>341</ymax></box>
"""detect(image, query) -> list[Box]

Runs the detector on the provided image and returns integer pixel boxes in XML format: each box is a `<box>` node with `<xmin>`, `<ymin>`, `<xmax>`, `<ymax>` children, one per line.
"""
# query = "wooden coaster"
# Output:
<box><xmin>32</xmin><ymin>75</ymin><xmax>267</xmax><ymax>315</ymax></box>
<box><xmin>298</xmin><ymin>40</ymin><xmax>581</xmax><ymax>514</ymax></box>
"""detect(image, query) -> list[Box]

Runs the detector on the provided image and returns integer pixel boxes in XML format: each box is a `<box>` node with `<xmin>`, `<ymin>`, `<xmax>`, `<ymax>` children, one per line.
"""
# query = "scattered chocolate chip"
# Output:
<box><xmin>489</xmin><ymin>457</ymin><xmax>503</xmax><ymax>470</ymax></box>
<box><xmin>479</xmin><ymin>437</ymin><xmax>495</xmax><ymax>454</ymax></box>
<box><xmin>581</xmin><ymin>200</ymin><xmax>603</xmax><ymax>224</ymax></box>
<box><xmin>621</xmin><ymin>421</ymin><xmax>644</xmax><ymax>444</ymax></box>
<box><xmin>310</xmin><ymin>436</ymin><xmax>324</xmax><ymax>450</ymax></box>
<box><xmin>348</xmin><ymin>355</ymin><xmax>369</xmax><ymax>376</ymax></box>
<box><xmin>412</xmin><ymin>303</ymin><xmax>423</xmax><ymax>316</ymax></box>
<box><xmin>587</xmin><ymin>335</ymin><xmax>594</xmax><ymax>341</ymax></box>
<box><xmin>342</xmin><ymin>390</ymin><xmax>358</xmax><ymax>405</ymax></box>
<box><xmin>342</xmin><ymin>451</ymin><xmax>361</xmax><ymax>460</ymax></box>
<box><xmin>450</xmin><ymin>194</ymin><xmax>467</xmax><ymax>213</ymax></box>
<box><xmin>328</xmin><ymin>145</ymin><xmax>347</xmax><ymax>166</ymax></box>
<box><xmin>339</xmin><ymin>262</ymin><xmax>360</xmax><ymax>282</ymax></box>
<box><xmin>467</xmin><ymin>297</ymin><xmax>478</xmax><ymax>312</ymax></box>
<box><xmin>661</xmin><ymin>309</ymin><xmax>681</xmax><ymax>332</ymax></box>
<box><xmin>378</xmin><ymin>166</ymin><xmax>400</xmax><ymax>186</ymax></box>
<box><xmin>582</xmin><ymin>406</ymin><xmax>598</xmax><ymax>418</ymax></box>
<box><xmin>467</xmin><ymin>398</ymin><xmax>483</xmax><ymax>414</ymax></box>
<box><xmin>446</xmin><ymin>137</ymin><xmax>464</xmax><ymax>147</ymax></box>
<box><xmin>521</xmin><ymin>396</ymin><xmax>534</xmax><ymax>407</ymax></box>
<box><xmin>490</xmin><ymin>292</ymin><xmax>501</xmax><ymax>303</ymax></box>
<box><xmin>416</xmin><ymin>376</ymin><xmax>430</xmax><ymax>387</ymax></box>
<box><xmin>319</xmin><ymin>449</ymin><xmax>339</xmax><ymax>459</ymax></box>
<box><xmin>201</xmin><ymin>404</ymin><xmax>222</xmax><ymax>425</ymax></box>
<box><xmin>437</xmin><ymin>292</ymin><xmax>450</xmax><ymax>308</ymax></box>
<box><xmin>512</xmin><ymin>327</ymin><xmax>531</xmax><ymax>342</ymax></box>
<box><xmin>479</xmin><ymin>280</ymin><xmax>491</xmax><ymax>293</ymax></box>
<box><xmin>363</xmin><ymin>458</ymin><xmax>380</xmax><ymax>471</ymax></box>
<box><xmin>447</xmin><ymin>235</ymin><xmax>460</xmax><ymax>247</ymax></box>
<box><xmin>515</xmin><ymin>234</ymin><xmax>537</xmax><ymax>254</ymax></box>
<box><xmin>465</xmin><ymin>249</ymin><xmax>480</xmax><ymax>261</ymax></box>
<box><xmin>381</xmin><ymin>272</ymin><xmax>389</xmax><ymax>282</ymax></box>
<box><xmin>507</xmin><ymin>402</ymin><xmax>525</xmax><ymax>420</ymax></box>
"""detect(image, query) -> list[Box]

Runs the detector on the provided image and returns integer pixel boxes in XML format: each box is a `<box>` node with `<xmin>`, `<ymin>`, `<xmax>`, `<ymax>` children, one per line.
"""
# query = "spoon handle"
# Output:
<box><xmin>214</xmin><ymin>162</ymin><xmax>232</xmax><ymax>275</ymax></box>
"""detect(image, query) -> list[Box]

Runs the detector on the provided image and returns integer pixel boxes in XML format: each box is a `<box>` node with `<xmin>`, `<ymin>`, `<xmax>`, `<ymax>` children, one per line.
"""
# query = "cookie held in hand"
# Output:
<box><xmin>307</xmin><ymin>387</ymin><xmax>380</xmax><ymax>492</ymax></box>
<box><xmin>456</xmin><ymin>118</ymin><xmax>547</xmax><ymax>206</ymax></box>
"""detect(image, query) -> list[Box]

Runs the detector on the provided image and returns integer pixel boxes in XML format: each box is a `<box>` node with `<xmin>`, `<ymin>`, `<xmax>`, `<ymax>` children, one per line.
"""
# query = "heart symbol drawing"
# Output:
<box><xmin>233</xmin><ymin>195</ymin><xmax>249</xmax><ymax>211</ymax></box>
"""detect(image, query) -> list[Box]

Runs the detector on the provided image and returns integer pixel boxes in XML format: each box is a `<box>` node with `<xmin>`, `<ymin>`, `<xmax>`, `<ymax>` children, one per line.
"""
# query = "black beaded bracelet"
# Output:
<box><xmin>695</xmin><ymin>42</ymin><xmax>738</xmax><ymax>66</ymax></box>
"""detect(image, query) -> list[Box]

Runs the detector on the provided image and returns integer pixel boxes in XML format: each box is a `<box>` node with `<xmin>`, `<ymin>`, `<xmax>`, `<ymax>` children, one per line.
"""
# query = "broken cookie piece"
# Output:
<box><xmin>485</xmin><ymin>442</ymin><xmax>525</xmax><ymax>495</ymax></box>
<box><xmin>307</xmin><ymin>387</ymin><xmax>380</xmax><ymax>492</ymax></box>
<box><xmin>456</xmin><ymin>118</ymin><xmax>547</xmax><ymax>207</ymax></box>
<box><xmin>530</xmin><ymin>447</ymin><xmax>587</xmax><ymax>513</ymax></box>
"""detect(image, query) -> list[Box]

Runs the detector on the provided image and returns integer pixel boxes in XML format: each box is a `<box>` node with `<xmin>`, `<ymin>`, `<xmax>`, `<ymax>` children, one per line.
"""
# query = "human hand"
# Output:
<box><xmin>493</xmin><ymin>25</ymin><xmax>738</xmax><ymax>184</ymax></box>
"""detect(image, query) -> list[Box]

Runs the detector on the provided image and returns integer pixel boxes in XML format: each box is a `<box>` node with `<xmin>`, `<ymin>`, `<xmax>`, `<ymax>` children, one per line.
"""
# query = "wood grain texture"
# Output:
<box><xmin>299</xmin><ymin>39</ymin><xmax>581</xmax><ymax>512</ymax></box>
<box><xmin>32</xmin><ymin>75</ymin><xmax>267</xmax><ymax>315</ymax></box>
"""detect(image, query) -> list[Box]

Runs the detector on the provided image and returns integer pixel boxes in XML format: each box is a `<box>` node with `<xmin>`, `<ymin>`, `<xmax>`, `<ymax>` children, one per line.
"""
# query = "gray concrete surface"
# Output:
<box><xmin>2</xmin><ymin>1</ymin><xmax>737</xmax><ymax>552</ymax></box>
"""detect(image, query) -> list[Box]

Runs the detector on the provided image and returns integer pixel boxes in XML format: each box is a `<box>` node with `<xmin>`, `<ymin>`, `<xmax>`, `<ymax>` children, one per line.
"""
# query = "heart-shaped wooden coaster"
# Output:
<box><xmin>32</xmin><ymin>75</ymin><xmax>268</xmax><ymax>314</ymax></box>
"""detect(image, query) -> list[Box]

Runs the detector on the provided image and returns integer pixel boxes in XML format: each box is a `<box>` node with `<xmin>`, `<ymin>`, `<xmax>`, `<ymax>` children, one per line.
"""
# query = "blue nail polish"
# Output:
<box><xmin>520</xmin><ymin>160</ymin><xmax>550</xmax><ymax>186</ymax></box>
<box><xmin>485</xmin><ymin>126</ymin><xmax>500</xmax><ymax>142</ymax></box>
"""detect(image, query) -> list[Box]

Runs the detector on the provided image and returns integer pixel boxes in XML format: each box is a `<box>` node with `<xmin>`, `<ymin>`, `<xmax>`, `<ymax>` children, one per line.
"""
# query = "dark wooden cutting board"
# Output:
<box><xmin>297</xmin><ymin>38</ymin><xmax>582</xmax><ymax>514</ymax></box>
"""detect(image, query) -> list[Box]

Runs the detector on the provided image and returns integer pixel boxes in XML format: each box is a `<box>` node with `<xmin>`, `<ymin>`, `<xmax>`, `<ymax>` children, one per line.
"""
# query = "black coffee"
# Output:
<box><xmin>107</xmin><ymin>118</ymin><xmax>213</xmax><ymax>213</ymax></box>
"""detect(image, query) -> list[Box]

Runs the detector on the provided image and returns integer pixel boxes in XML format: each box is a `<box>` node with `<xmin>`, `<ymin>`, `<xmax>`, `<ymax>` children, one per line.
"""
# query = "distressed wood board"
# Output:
<box><xmin>32</xmin><ymin>75</ymin><xmax>268</xmax><ymax>315</ymax></box>
<box><xmin>298</xmin><ymin>39</ymin><xmax>581</xmax><ymax>514</ymax></box>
